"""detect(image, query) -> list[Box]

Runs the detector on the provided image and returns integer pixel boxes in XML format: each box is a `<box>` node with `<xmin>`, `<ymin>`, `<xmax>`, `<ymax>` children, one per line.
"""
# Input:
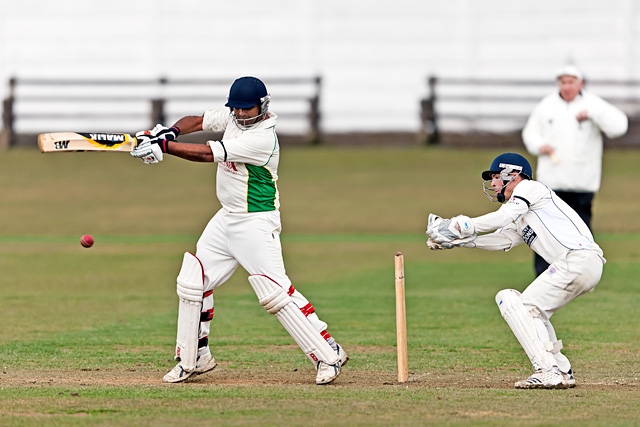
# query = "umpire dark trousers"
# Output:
<box><xmin>534</xmin><ymin>191</ymin><xmax>595</xmax><ymax>276</ymax></box>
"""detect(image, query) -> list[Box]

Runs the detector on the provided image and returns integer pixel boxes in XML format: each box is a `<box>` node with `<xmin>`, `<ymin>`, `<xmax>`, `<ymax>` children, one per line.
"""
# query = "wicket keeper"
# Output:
<box><xmin>426</xmin><ymin>152</ymin><xmax>605</xmax><ymax>389</ymax></box>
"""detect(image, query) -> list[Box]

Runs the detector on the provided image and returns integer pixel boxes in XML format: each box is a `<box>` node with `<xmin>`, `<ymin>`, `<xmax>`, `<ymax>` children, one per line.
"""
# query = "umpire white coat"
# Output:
<box><xmin>522</xmin><ymin>90</ymin><xmax>628</xmax><ymax>192</ymax></box>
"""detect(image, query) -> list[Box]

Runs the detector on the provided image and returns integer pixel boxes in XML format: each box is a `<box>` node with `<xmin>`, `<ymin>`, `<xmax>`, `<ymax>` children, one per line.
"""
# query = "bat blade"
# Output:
<box><xmin>37</xmin><ymin>132</ymin><xmax>137</xmax><ymax>153</ymax></box>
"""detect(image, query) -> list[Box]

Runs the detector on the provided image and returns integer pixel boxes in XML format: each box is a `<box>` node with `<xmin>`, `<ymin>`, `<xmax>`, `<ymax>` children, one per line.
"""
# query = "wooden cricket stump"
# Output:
<box><xmin>395</xmin><ymin>252</ymin><xmax>408</xmax><ymax>383</ymax></box>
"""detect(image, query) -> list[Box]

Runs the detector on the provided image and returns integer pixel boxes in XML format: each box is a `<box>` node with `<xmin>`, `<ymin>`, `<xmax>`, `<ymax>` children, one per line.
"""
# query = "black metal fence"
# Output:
<box><xmin>420</xmin><ymin>75</ymin><xmax>640</xmax><ymax>145</ymax></box>
<box><xmin>1</xmin><ymin>76</ymin><xmax>322</xmax><ymax>148</ymax></box>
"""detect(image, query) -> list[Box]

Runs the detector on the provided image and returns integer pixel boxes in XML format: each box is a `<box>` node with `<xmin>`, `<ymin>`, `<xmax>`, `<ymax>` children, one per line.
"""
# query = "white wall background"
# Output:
<box><xmin>1</xmin><ymin>0</ymin><xmax>640</xmax><ymax>133</ymax></box>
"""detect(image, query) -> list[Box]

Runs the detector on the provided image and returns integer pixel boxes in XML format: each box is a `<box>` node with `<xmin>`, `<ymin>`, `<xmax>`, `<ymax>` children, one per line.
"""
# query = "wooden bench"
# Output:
<box><xmin>1</xmin><ymin>76</ymin><xmax>322</xmax><ymax>148</ymax></box>
<box><xmin>420</xmin><ymin>75</ymin><xmax>640</xmax><ymax>146</ymax></box>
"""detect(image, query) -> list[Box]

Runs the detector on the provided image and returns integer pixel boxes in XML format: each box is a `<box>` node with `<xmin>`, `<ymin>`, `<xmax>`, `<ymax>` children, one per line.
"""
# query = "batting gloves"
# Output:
<box><xmin>150</xmin><ymin>123</ymin><xmax>180</xmax><ymax>141</ymax></box>
<box><xmin>131</xmin><ymin>134</ymin><xmax>165</xmax><ymax>164</ymax></box>
<box><xmin>132</xmin><ymin>123</ymin><xmax>180</xmax><ymax>164</ymax></box>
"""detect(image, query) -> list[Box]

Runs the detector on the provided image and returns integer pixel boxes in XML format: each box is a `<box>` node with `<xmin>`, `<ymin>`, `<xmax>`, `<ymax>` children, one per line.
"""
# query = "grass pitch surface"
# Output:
<box><xmin>1</xmin><ymin>146</ymin><xmax>639</xmax><ymax>426</ymax></box>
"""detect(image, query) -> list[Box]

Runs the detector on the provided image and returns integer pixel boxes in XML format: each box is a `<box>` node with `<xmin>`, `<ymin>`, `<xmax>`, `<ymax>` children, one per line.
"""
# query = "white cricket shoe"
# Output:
<box><xmin>514</xmin><ymin>367</ymin><xmax>566</xmax><ymax>389</ymax></box>
<box><xmin>562</xmin><ymin>369</ymin><xmax>576</xmax><ymax>388</ymax></box>
<box><xmin>163</xmin><ymin>353</ymin><xmax>217</xmax><ymax>383</ymax></box>
<box><xmin>315</xmin><ymin>344</ymin><xmax>349</xmax><ymax>385</ymax></box>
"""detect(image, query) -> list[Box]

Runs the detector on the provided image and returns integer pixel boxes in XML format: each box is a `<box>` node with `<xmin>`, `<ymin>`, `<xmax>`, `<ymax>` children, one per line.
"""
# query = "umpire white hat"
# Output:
<box><xmin>556</xmin><ymin>65</ymin><xmax>583</xmax><ymax>80</ymax></box>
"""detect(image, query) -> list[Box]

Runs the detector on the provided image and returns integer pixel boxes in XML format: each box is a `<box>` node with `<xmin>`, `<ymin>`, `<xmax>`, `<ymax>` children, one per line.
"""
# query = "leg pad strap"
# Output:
<box><xmin>175</xmin><ymin>252</ymin><xmax>205</xmax><ymax>371</ymax></box>
<box><xmin>496</xmin><ymin>289</ymin><xmax>557</xmax><ymax>371</ymax></box>
<box><xmin>249</xmin><ymin>274</ymin><xmax>339</xmax><ymax>365</ymax></box>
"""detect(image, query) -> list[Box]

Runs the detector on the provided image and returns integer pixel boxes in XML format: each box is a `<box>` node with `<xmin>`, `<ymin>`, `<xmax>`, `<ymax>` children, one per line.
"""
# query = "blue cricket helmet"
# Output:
<box><xmin>481</xmin><ymin>153</ymin><xmax>533</xmax><ymax>181</ymax></box>
<box><xmin>225</xmin><ymin>76</ymin><xmax>269</xmax><ymax>110</ymax></box>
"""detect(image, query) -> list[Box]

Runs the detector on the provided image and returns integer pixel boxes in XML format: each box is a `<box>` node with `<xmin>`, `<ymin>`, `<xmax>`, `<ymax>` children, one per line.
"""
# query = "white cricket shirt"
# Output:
<box><xmin>203</xmin><ymin>110</ymin><xmax>280</xmax><ymax>213</ymax></box>
<box><xmin>471</xmin><ymin>180</ymin><xmax>605</xmax><ymax>265</ymax></box>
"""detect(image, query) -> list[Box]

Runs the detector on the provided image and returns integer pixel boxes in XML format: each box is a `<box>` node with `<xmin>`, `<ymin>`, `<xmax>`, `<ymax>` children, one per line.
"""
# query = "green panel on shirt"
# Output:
<box><xmin>246</xmin><ymin>164</ymin><xmax>277</xmax><ymax>212</ymax></box>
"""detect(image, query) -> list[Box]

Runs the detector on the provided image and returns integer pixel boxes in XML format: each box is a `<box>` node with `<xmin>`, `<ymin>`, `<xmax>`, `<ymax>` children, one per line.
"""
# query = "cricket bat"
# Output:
<box><xmin>37</xmin><ymin>132</ymin><xmax>138</xmax><ymax>153</ymax></box>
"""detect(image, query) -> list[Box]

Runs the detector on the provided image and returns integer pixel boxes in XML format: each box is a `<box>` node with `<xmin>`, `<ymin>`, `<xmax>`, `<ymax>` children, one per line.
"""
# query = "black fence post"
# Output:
<box><xmin>421</xmin><ymin>76</ymin><xmax>440</xmax><ymax>145</ymax></box>
<box><xmin>0</xmin><ymin>77</ymin><xmax>16</xmax><ymax>149</ymax></box>
<box><xmin>151</xmin><ymin>77</ymin><xmax>167</xmax><ymax>127</ymax></box>
<box><xmin>308</xmin><ymin>76</ymin><xmax>322</xmax><ymax>145</ymax></box>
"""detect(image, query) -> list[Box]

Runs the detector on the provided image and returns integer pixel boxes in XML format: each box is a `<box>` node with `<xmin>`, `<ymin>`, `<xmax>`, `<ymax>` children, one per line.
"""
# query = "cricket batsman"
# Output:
<box><xmin>426</xmin><ymin>152</ymin><xmax>605</xmax><ymax>389</ymax></box>
<box><xmin>130</xmin><ymin>76</ymin><xmax>348</xmax><ymax>385</ymax></box>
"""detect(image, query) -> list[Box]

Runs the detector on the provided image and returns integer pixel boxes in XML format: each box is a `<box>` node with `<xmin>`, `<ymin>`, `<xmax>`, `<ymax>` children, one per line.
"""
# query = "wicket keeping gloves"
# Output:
<box><xmin>131</xmin><ymin>135</ymin><xmax>164</xmax><ymax>164</ymax></box>
<box><xmin>426</xmin><ymin>236</ymin><xmax>473</xmax><ymax>250</ymax></box>
<box><xmin>426</xmin><ymin>213</ymin><xmax>476</xmax><ymax>249</ymax></box>
<box><xmin>427</xmin><ymin>237</ymin><xmax>448</xmax><ymax>250</ymax></box>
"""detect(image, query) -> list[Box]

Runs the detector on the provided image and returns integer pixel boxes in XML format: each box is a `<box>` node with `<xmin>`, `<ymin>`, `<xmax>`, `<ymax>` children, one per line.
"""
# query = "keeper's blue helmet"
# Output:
<box><xmin>225</xmin><ymin>76</ymin><xmax>270</xmax><ymax>112</ymax></box>
<box><xmin>482</xmin><ymin>153</ymin><xmax>533</xmax><ymax>181</ymax></box>
<box><xmin>482</xmin><ymin>153</ymin><xmax>532</xmax><ymax>203</ymax></box>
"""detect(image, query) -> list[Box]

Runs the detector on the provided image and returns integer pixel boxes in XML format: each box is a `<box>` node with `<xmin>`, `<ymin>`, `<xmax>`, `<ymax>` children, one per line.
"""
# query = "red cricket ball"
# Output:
<box><xmin>80</xmin><ymin>234</ymin><xmax>94</xmax><ymax>248</ymax></box>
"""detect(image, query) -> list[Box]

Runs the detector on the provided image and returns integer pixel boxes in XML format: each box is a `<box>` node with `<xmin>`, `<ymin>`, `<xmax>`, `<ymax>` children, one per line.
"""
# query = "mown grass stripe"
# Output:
<box><xmin>1</xmin><ymin>232</ymin><xmax>639</xmax><ymax>244</ymax></box>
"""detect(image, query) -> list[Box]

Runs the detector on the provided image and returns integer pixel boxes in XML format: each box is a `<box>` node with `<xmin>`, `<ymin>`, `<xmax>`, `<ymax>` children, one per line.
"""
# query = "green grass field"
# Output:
<box><xmin>1</xmin><ymin>146</ymin><xmax>639</xmax><ymax>426</ymax></box>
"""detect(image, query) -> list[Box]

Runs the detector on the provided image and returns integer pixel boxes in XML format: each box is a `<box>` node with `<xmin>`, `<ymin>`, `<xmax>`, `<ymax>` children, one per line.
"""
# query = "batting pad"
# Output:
<box><xmin>175</xmin><ymin>252</ymin><xmax>205</xmax><ymax>371</ymax></box>
<box><xmin>495</xmin><ymin>289</ymin><xmax>557</xmax><ymax>371</ymax></box>
<box><xmin>248</xmin><ymin>275</ymin><xmax>339</xmax><ymax>366</ymax></box>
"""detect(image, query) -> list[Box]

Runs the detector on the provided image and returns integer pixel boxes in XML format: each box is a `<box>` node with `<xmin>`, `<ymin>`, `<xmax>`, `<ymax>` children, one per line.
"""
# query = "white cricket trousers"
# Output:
<box><xmin>194</xmin><ymin>208</ymin><xmax>329</xmax><ymax>348</ymax></box>
<box><xmin>520</xmin><ymin>249</ymin><xmax>604</xmax><ymax>372</ymax></box>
